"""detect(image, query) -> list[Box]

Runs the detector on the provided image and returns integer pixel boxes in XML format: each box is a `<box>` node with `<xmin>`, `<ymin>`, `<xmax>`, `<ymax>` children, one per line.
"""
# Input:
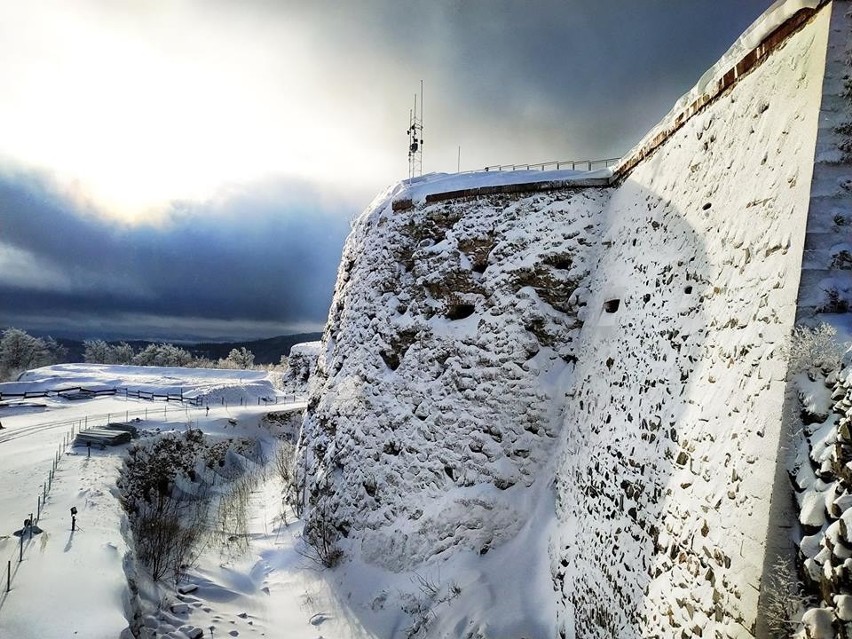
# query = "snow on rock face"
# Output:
<box><xmin>302</xmin><ymin>187</ymin><xmax>610</xmax><ymax>570</ymax></box>
<box><xmin>281</xmin><ymin>340</ymin><xmax>321</xmax><ymax>393</ymax></box>
<box><xmin>554</xmin><ymin>6</ymin><xmax>830</xmax><ymax>638</ymax></box>
<box><xmin>299</xmin><ymin>1</ymin><xmax>838</xmax><ymax>637</ymax></box>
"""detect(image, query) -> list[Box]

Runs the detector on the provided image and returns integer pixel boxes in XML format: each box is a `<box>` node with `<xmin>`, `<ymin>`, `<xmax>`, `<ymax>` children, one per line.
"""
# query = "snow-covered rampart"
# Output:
<box><xmin>796</xmin><ymin>0</ymin><xmax>852</xmax><ymax>321</ymax></box>
<box><xmin>554</xmin><ymin>6</ymin><xmax>831</xmax><ymax>636</ymax></box>
<box><xmin>299</xmin><ymin>2</ymin><xmax>841</xmax><ymax>637</ymax></box>
<box><xmin>304</xmin><ymin>185</ymin><xmax>610</xmax><ymax>572</ymax></box>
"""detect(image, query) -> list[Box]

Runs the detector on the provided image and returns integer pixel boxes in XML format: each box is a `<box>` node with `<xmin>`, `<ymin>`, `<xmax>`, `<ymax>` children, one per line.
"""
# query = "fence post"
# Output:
<box><xmin>19</xmin><ymin>531</ymin><xmax>23</xmax><ymax>562</ymax></box>
<box><xmin>38</xmin><ymin>496</ymin><xmax>41</xmax><ymax>519</ymax></box>
<box><xmin>7</xmin><ymin>559</ymin><xmax>10</xmax><ymax>592</ymax></box>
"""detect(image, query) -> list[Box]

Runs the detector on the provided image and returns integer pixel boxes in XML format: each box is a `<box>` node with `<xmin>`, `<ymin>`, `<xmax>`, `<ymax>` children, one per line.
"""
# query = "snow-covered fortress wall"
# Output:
<box><xmin>304</xmin><ymin>185</ymin><xmax>611</xmax><ymax>570</ymax></box>
<box><xmin>797</xmin><ymin>1</ymin><xmax>852</xmax><ymax>319</ymax></box>
<box><xmin>301</xmin><ymin>2</ymin><xmax>844</xmax><ymax>638</ymax></box>
<box><xmin>554</xmin><ymin>4</ymin><xmax>831</xmax><ymax>637</ymax></box>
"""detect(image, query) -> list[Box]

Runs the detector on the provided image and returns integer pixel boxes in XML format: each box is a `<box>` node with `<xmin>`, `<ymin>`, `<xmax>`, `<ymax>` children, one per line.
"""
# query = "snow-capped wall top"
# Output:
<box><xmin>616</xmin><ymin>0</ymin><xmax>825</xmax><ymax>177</ymax></box>
<box><xmin>389</xmin><ymin>167</ymin><xmax>613</xmax><ymax>210</ymax></box>
<box><xmin>694</xmin><ymin>0</ymin><xmax>822</xmax><ymax>100</ymax></box>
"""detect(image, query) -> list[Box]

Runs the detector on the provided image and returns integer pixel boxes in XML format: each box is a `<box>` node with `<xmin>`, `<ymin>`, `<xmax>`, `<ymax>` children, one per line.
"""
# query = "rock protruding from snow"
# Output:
<box><xmin>281</xmin><ymin>341</ymin><xmax>321</xmax><ymax>394</ymax></box>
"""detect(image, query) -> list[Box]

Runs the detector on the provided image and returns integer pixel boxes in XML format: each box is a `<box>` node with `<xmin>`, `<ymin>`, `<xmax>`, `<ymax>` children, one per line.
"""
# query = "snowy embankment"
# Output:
<box><xmin>9</xmin><ymin>363</ymin><xmax>282</xmax><ymax>406</ymax></box>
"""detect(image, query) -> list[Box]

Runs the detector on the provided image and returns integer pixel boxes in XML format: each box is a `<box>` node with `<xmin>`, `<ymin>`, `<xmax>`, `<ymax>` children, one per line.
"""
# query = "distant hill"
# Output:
<box><xmin>55</xmin><ymin>332</ymin><xmax>323</xmax><ymax>365</ymax></box>
<box><xmin>189</xmin><ymin>333</ymin><xmax>323</xmax><ymax>364</ymax></box>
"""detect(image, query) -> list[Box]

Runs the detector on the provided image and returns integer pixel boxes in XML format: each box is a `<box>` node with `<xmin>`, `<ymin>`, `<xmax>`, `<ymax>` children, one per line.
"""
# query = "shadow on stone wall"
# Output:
<box><xmin>554</xmin><ymin>180</ymin><xmax>715</xmax><ymax>638</ymax></box>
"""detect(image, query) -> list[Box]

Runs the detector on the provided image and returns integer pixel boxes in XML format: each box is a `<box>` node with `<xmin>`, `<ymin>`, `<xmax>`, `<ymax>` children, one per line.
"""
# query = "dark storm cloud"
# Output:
<box><xmin>259</xmin><ymin>0</ymin><xmax>773</xmax><ymax>162</ymax></box>
<box><xmin>0</xmin><ymin>0</ymin><xmax>778</xmax><ymax>340</ymax></box>
<box><xmin>0</xmin><ymin>172</ymin><xmax>354</xmax><ymax>339</ymax></box>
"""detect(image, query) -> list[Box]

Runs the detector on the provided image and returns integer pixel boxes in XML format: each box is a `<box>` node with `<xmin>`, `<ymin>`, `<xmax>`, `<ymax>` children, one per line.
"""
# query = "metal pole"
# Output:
<box><xmin>38</xmin><ymin>496</ymin><xmax>41</xmax><ymax>518</ymax></box>
<box><xmin>19</xmin><ymin>530</ymin><xmax>23</xmax><ymax>562</ymax></box>
<box><xmin>7</xmin><ymin>560</ymin><xmax>10</xmax><ymax>592</ymax></box>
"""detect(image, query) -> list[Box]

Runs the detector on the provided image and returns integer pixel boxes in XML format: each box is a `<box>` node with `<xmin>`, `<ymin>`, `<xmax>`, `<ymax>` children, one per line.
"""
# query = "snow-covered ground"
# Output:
<box><xmin>0</xmin><ymin>363</ymin><xmax>561</xmax><ymax>638</ymax></box>
<box><xmin>0</xmin><ymin>364</ymin><xmax>350</xmax><ymax>639</ymax></box>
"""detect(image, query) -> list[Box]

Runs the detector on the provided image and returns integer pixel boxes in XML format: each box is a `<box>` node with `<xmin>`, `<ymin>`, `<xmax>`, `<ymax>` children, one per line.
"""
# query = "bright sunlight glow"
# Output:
<box><xmin>0</xmin><ymin>1</ymin><xmax>396</xmax><ymax>224</ymax></box>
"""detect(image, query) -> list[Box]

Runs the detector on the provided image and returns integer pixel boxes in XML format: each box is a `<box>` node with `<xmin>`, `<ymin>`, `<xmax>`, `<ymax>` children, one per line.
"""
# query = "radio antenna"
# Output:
<box><xmin>406</xmin><ymin>80</ymin><xmax>424</xmax><ymax>179</ymax></box>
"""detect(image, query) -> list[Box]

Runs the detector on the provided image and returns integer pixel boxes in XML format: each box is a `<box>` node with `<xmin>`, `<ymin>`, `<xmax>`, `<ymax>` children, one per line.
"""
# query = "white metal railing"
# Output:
<box><xmin>482</xmin><ymin>157</ymin><xmax>620</xmax><ymax>173</ymax></box>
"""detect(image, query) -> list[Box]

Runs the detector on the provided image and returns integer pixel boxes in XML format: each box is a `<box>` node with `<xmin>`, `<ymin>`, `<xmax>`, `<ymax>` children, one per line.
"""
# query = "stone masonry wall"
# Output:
<box><xmin>797</xmin><ymin>0</ymin><xmax>852</xmax><ymax>320</ymax></box>
<box><xmin>553</xmin><ymin>7</ymin><xmax>831</xmax><ymax>638</ymax></box>
<box><xmin>303</xmin><ymin>187</ymin><xmax>610</xmax><ymax>572</ymax></box>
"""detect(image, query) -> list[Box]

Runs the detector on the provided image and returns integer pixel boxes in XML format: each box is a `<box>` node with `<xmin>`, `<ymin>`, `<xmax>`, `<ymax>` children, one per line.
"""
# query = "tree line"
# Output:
<box><xmin>0</xmin><ymin>327</ymin><xmax>268</xmax><ymax>382</ymax></box>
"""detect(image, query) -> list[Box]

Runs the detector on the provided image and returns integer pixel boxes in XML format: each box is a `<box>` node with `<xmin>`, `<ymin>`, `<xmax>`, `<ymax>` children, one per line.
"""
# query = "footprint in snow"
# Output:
<box><xmin>309</xmin><ymin>613</ymin><xmax>331</xmax><ymax>626</ymax></box>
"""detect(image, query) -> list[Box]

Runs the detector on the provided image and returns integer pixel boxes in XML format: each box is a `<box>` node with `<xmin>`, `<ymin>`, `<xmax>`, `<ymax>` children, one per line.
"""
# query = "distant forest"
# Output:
<box><xmin>57</xmin><ymin>333</ymin><xmax>322</xmax><ymax>365</ymax></box>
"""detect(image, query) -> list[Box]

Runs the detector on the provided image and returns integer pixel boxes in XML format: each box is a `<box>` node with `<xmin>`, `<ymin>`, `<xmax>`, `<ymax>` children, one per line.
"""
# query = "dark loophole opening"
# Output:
<box><xmin>603</xmin><ymin>298</ymin><xmax>621</xmax><ymax>314</ymax></box>
<box><xmin>684</xmin><ymin>285</ymin><xmax>693</xmax><ymax>294</ymax></box>
<box><xmin>447</xmin><ymin>303</ymin><xmax>476</xmax><ymax>320</ymax></box>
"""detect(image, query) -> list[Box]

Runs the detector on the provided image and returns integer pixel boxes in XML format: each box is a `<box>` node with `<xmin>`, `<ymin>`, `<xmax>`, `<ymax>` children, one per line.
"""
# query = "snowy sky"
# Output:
<box><xmin>0</xmin><ymin>0</ymin><xmax>772</xmax><ymax>341</ymax></box>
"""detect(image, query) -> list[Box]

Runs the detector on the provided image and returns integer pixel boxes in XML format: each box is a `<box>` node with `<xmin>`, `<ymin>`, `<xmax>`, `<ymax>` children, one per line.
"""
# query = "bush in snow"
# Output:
<box><xmin>302</xmin><ymin>501</ymin><xmax>343</xmax><ymax>568</ymax></box>
<box><xmin>762</xmin><ymin>555</ymin><xmax>808</xmax><ymax>636</ymax></box>
<box><xmin>786</xmin><ymin>323</ymin><xmax>847</xmax><ymax>377</ymax></box>
<box><xmin>118</xmin><ymin>430</ymin><xmax>212</xmax><ymax>582</ymax></box>
<box><xmin>216</xmin><ymin>347</ymin><xmax>256</xmax><ymax>369</ymax></box>
<box><xmin>273</xmin><ymin>441</ymin><xmax>301</xmax><ymax>517</ymax></box>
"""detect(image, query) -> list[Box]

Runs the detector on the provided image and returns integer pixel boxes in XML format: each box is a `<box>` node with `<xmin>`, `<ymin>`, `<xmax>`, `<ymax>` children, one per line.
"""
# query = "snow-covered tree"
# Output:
<box><xmin>220</xmin><ymin>347</ymin><xmax>255</xmax><ymax>369</ymax></box>
<box><xmin>43</xmin><ymin>337</ymin><xmax>68</xmax><ymax>364</ymax></box>
<box><xmin>787</xmin><ymin>322</ymin><xmax>848</xmax><ymax>376</ymax></box>
<box><xmin>0</xmin><ymin>328</ymin><xmax>62</xmax><ymax>380</ymax></box>
<box><xmin>112</xmin><ymin>342</ymin><xmax>135</xmax><ymax>364</ymax></box>
<box><xmin>83</xmin><ymin>339</ymin><xmax>112</xmax><ymax>364</ymax></box>
<box><xmin>84</xmin><ymin>340</ymin><xmax>136</xmax><ymax>364</ymax></box>
<box><xmin>133</xmin><ymin>343</ymin><xmax>194</xmax><ymax>367</ymax></box>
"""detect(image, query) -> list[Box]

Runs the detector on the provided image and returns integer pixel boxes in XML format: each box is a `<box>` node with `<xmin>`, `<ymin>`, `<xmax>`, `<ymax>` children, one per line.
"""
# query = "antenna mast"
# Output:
<box><xmin>407</xmin><ymin>80</ymin><xmax>424</xmax><ymax>179</ymax></box>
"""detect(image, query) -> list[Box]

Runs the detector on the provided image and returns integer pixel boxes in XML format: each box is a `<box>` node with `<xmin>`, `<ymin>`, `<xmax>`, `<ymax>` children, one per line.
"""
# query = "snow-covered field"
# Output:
<box><xmin>0</xmin><ymin>364</ymin><xmax>358</xmax><ymax>639</ymax></box>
